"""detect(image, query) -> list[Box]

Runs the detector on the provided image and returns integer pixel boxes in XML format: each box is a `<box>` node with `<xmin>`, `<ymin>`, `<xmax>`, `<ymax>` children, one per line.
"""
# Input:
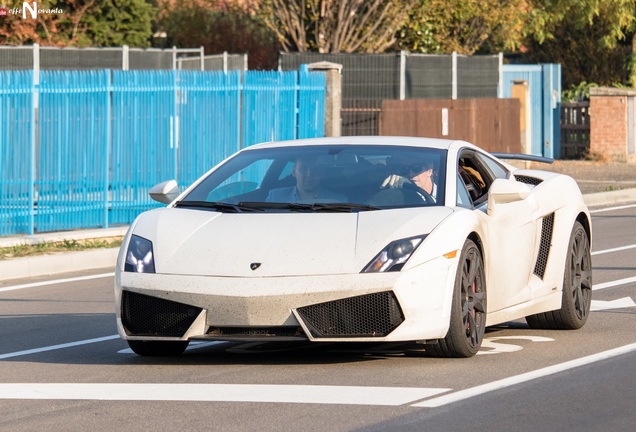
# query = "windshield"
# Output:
<box><xmin>180</xmin><ymin>144</ymin><xmax>447</xmax><ymax>211</ymax></box>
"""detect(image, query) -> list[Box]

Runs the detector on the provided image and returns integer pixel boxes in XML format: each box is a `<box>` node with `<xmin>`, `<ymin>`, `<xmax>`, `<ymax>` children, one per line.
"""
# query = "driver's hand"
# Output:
<box><xmin>381</xmin><ymin>175</ymin><xmax>411</xmax><ymax>189</ymax></box>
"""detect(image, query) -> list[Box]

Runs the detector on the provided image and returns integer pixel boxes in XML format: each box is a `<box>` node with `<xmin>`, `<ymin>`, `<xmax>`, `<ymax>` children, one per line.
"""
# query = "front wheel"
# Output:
<box><xmin>425</xmin><ymin>239</ymin><xmax>487</xmax><ymax>357</ymax></box>
<box><xmin>127</xmin><ymin>340</ymin><xmax>189</xmax><ymax>357</ymax></box>
<box><xmin>526</xmin><ymin>221</ymin><xmax>592</xmax><ymax>329</ymax></box>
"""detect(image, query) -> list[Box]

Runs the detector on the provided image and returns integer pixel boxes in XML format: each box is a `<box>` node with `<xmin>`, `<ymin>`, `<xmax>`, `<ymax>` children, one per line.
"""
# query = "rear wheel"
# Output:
<box><xmin>526</xmin><ymin>221</ymin><xmax>592</xmax><ymax>329</ymax></box>
<box><xmin>425</xmin><ymin>239</ymin><xmax>487</xmax><ymax>357</ymax></box>
<box><xmin>127</xmin><ymin>340</ymin><xmax>189</xmax><ymax>357</ymax></box>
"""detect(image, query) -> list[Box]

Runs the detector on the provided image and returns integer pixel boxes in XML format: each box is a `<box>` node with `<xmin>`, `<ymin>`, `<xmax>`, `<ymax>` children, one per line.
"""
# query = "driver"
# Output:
<box><xmin>382</xmin><ymin>157</ymin><xmax>437</xmax><ymax>201</ymax></box>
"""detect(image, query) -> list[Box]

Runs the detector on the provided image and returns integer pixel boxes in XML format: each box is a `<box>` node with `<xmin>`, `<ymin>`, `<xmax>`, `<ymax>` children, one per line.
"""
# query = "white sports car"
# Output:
<box><xmin>115</xmin><ymin>136</ymin><xmax>592</xmax><ymax>358</ymax></box>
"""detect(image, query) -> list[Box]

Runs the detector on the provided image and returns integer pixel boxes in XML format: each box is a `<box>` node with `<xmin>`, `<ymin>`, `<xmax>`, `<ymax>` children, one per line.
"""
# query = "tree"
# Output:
<box><xmin>398</xmin><ymin>0</ymin><xmax>527</xmax><ymax>55</ymax></box>
<box><xmin>0</xmin><ymin>0</ymin><xmax>155</xmax><ymax>47</ymax></box>
<box><xmin>155</xmin><ymin>0</ymin><xmax>280</xmax><ymax>69</ymax></box>
<box><xmin>523</xmin><ymin>1</ymin><xmax>635</xmax><ymax>89</ymax></box>
<box><xmin>259</xmin><ymin>0</ymin><xmax>418</xmax><ymax>53</ymax></box>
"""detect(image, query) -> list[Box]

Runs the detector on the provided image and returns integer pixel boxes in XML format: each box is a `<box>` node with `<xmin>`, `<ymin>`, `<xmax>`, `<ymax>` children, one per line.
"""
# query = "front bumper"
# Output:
<box><xmin>115</xmin><ymin>256</ymin><xmax>457</xmax><ymax>343</ymax></box>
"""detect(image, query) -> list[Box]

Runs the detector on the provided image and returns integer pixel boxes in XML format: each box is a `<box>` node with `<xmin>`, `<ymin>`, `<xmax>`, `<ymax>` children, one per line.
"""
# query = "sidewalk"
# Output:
<box><xmin>1</xmin><ymin>160</ymin><xmax>635</xmax><ymax>282</ymax></box>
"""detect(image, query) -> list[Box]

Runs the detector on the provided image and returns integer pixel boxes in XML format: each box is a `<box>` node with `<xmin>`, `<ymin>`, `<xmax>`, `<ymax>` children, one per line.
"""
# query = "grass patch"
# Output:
<box><xmin>0</xmin><ymin>237</ymin><xmax>123</xmax><ymax>260</ymax></box>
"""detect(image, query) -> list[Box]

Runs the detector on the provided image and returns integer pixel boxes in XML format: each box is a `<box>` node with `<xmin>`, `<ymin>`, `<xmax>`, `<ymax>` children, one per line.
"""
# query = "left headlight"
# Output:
<box><xmin>124</xmin><ymin>235</ymin><xmax>156</xmax><ymax>273</ymax></box>
<box><xmin>362</xmin><ymin>236</ymin><xmax>425</xmax><ymax>273</ymax></box>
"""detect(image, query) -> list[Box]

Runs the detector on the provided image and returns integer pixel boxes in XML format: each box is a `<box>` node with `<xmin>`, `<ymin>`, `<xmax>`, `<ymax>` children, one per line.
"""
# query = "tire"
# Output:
<box><xmin>526</xmin><ymin>221</ymin><xmax>592</xmax><ymax>330</ymax></box>
<box><xmin>425</xmin><ymin>239</ymin><xmax>487</xmax><ymax>357</ymax></box>
<box><xmin>127</xmin><ymin>340</ymin><xmax>189</xmax><ymax>357</ymax></box>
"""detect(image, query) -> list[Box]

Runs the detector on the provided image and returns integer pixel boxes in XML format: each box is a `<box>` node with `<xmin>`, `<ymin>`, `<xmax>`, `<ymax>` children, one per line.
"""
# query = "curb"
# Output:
<box><xmin>0</xmin><ymin>248</ymin><xmax>120</xmax><ymax>282</ymax></box>
<box><xmin>583</xmin><ymin>187</ymin><xmax>636</xmax><ymax>208</ymax></box>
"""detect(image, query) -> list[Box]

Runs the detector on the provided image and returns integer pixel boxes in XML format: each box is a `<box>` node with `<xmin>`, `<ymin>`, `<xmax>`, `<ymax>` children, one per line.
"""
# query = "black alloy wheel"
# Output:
<box><xmin>425</xmin><ymin>239</ymin><xmax>487</xmax><ymax>357</ymax></box>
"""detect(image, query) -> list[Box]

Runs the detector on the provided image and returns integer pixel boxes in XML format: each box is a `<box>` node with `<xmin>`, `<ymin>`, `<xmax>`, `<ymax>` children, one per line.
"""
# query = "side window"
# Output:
<box><xmin>458</xmin><ymin>153</ymin><xmax>489</xmax><ymax>204</ymax></box>
<box><xmin>456</xmin><ymin>174</ymin><xmax>473</xmax><ymax>208</ymax></box>
<box><xmin>478</xmin><ymin>154</ymin><xmax>509</xmax><ymax>180</ymax></box>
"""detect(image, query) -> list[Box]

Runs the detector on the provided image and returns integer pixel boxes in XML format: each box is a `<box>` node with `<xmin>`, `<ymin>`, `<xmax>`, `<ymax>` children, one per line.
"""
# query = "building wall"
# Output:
<box><xmin>590</xmin><ymin>87</ymin><xmax>636</xmax><ymax>160</ymax></box>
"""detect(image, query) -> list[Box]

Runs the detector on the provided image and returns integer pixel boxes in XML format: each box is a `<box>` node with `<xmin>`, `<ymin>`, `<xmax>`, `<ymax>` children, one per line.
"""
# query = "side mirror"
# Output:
<box><xmin>149</xmin><ymin>180</ymin><xmax>180</xmax><ymax>204</ymax></box>
<box><xmin>487</xmin><ymin>178</ymin><xmax>531</xmax><ymax>214</ymax></box>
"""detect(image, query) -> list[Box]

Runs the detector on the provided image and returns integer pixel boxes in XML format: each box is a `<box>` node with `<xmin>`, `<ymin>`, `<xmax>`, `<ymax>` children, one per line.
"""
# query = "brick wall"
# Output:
<box><xmin>590</xmin><ymin>87</ymin><xmax>636</xmax><ymax>159</ymax></box>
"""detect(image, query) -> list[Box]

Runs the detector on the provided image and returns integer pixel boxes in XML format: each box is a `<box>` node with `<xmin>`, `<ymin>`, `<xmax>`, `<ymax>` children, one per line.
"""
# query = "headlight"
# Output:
<box><xmin>124</xmin><ymin>235</ymin><xmax>156</xmax><ymax>273</ymax></box>
<box><xmin>362</xmin><ymin>236</ymin><xmax>425</xmax><ymax>273</ymax></box>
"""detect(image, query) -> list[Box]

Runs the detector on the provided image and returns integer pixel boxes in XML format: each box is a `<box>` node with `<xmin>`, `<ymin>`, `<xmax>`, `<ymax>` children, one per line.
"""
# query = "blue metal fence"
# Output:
<box><xmin>0</xmin><ymin>69</ymin><xmax>326</xmax><ymax>236</ymax></box>
<box><xmin>0</xmin><ymin>71</ymin><xmax>33</xmax><ymax>237</ymax></box>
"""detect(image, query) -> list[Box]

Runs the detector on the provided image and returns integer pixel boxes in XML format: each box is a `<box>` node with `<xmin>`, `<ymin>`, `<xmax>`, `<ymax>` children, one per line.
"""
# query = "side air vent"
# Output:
<box><xmin>121</xmin><ymin>291</ymin><xmax>201</xmax><ymax>337</ymax></box>
<box><xmin>534</xmin><ymin>213</ymin><xmax>555</xmax><ymax>278</ymax></box>
<box><xmin>296</xmin><ymin>291</ymin><xmax>404</xmax><ymax>338</ymax></box>
<box><xmin>515</xmin><ymin>175</ymin><xmax>543</xmax><ymax>186</ymax></box>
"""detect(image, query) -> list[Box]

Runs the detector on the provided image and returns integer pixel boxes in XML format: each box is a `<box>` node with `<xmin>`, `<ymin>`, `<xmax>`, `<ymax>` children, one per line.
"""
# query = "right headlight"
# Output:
<box><xmin>362</xmin><ymin>236</ymin><xmax>425</xmax><ymax>273</ymax></box>
<box><xmin>124</xmin><ymin>235</ymin><xmax>156</xmax><ymax>273</ymax></box>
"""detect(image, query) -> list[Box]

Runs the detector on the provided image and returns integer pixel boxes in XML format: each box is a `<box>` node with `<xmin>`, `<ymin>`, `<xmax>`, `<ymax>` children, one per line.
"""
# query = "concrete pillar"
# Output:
<box><xmin>307</xmin><ymin>61</ymin><xmax>342</xmax><ymax>137</ymax></box>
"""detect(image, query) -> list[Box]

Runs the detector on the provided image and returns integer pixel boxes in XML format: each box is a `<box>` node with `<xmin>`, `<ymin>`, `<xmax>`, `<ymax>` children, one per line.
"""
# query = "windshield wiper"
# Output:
<box><xmin>240</xmin><ymin>202</ymin><xmax>380</xmax><ymax>212</ymax></box>
<box><xmin>173</xmin><ymin>201</ymin><xmax>265</xmax><ymax>213</ymax></box>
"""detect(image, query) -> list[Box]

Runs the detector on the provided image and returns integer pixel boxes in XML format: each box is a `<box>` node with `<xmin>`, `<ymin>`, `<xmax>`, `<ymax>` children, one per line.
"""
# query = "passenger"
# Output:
<box><xmin>266</xmin><ymin>156</ymin><xmax>347</xmax><ymax>203</ymax></box>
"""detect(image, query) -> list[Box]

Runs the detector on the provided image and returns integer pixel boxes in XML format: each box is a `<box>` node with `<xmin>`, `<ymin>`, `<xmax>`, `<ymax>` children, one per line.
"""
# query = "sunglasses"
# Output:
<box><xmin>398</xmin><ymin>164</ymin><xmax>429</xmax><ymax>176</ymax></box>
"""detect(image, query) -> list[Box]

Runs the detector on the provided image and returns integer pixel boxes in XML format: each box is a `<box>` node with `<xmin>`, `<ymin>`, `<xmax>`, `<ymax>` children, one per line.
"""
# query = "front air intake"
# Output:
<box><xmin>121</xmin><ymin>291</ymin><xmax>201</xmax><ymax>337</ymax></box>
<box><xmin>296</xmin><ymin>291</ymin><xmax>404</xmax><ymax>338</ymax></box>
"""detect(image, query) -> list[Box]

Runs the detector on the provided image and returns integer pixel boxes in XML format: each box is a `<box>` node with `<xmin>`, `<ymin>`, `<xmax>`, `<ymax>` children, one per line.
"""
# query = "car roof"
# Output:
<box><xmin>246</xmin><ymin>136</ymin><xmax>463</xmax><ymax>151</ymax></box>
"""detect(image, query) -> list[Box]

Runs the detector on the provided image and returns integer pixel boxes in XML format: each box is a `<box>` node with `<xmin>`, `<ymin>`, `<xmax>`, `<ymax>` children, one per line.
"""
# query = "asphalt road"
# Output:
<box><xmin>0</xmin><ymin>204</ymin><xmax>635</xmax><ymax>431</ymax></box>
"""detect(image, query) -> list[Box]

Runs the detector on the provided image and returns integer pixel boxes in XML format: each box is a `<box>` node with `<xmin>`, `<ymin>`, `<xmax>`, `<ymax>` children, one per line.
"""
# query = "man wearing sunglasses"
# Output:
<box><xmin>381</xmin><ymin>158</ymin><xmax>437</xmax><ymax>203</ymax></box>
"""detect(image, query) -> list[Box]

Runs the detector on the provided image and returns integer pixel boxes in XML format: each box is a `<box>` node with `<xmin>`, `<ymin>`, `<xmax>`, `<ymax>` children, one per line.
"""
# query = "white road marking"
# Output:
<box><xmin>477</xmin><ymin>336</ymin><xmax>554</xmax><ymax>355</ymax></box>
<box><xmin>0</xmin><ymin>273</ymin><xmax>114</xmax><ymax>293</ymax></box>
<box><xmin>0</xmin><ymin>335</ymin><xmax>120</xmax><ymax>360</ymax></box>
<box><xmin>0</xmin><ymin>383</ymin><xmax>450</xmax><ymax>406</ymax></box>
<box><xmin>591</xmin><ymin>297</ymin><xmax>636</xmax><ymax>311</ymax></box>
<box><xmin>590</xmin><ymin>203</ymin><xmax>636</xmax><ymax>214</ymax></box>
<box><xmin>593</xmin><ymin>276</ymin><xmax>636</xmax><ymax>291</ymax></box>
<box><xmin>413</xmin><ymin>342</ymin><xmax>636</xmax><ymax>408</ymax></box>
<box><xmin>592</xmin><ymin>243</ymin><xmax>636</xmax><ymax>256</ymax></box>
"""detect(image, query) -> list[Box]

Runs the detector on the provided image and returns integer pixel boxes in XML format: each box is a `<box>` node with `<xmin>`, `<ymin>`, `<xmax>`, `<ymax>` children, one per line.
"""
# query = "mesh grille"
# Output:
<box><xmin>121</xmin><ymin>291</ymin><xmax>201</xmax><ymax>337</ymax></box>
<box><xmin>296</xmin><ymin>291</ymin><xmax>404</xmax><ymax>338</ymax></box>
<box><xmin>534</xmin><ymin>213</ymin><xmax>555</xmax><ymax>278</ymax></box>
<box><xmin>515</xmin><ymin>175</ymin><xmax>543</xmax><ymax>186</ymax></box>
<box><xmin>207</xmin><ymin>327</ymin><xmax>304</xmax><ymax>338</ymax></box>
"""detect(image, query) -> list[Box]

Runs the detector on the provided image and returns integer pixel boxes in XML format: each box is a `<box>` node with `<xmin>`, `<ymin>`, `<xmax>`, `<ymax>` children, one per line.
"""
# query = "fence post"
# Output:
<box><xmin>172</xmin><ymin>46</ymin><xmax>177</xmax><ymax>70</ymax></box>
<box><xmin>400</xmin><ymin>51</ymin><xmax>406</xmax><ymax>100</ymax></box>
<box><xmin>497</xmin><ymin>52</ymin><xmax>503</xmax><ymax>98</ymax></box>
<box><xmin>223</xmin><ymin>51</ymin><xmax>228</xmax><ymax>74</ymax></box>
<box><xmin>122</xmin><ymin>45</ymin><xmax>129</xmax><ymax>70</ymax></box>
<box><xmin>200</xmin><ymin>46</ymin><xmax>204</xmax><ymax>71</ymax></box>
<box><xmin>29</xmin><ymin>43</ymin><xmax>40</xmax><ymax>235</ymax></box>
<box><xmin>452</xmin><ymin>52</ymin><xmax>458</xmax><ymax>100</ymax></box>
<box><xmin>308</xmin><ymin>62</ymin><xmax>342</xmax><ymax>137</ymax></box>
<box><xmin>104</xmin><ymin>71</ymin><xmax>111</xmax><ymax>228</ymax></box>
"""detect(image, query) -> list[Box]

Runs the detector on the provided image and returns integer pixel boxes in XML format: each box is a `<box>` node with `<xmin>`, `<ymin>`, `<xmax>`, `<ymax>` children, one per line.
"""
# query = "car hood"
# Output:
<box><xmin>131</xmin><ymin>206</ymin><xmax>454</xmax><ymax>277</ymax></box>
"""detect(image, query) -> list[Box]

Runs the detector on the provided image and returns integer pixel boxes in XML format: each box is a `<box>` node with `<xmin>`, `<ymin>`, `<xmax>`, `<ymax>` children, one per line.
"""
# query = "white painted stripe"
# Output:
<box><xmin>590</xmin><ymin>203</ymin><xmax>636</xmax><ymax>214</ymax></box>
<box><xmin>593</xmin><ymin>276</ymin><xmax>636</xmax><ymax>291</ymax></box>
<box><xmin>0</xmin><ymin>335</ymin><xmax>120</xmax><ymax>360</ymax></box>
<box><xmin>413</xmin><ymin>342</ymin><xmax>636</xmax><ymax>408</ymax></box>
<box><xmin>0</xmin><ymin>383</ymin><xmax>450</xmax><ymax>406</ymax></box>
<box><xmin>592</xmin><ymin>243</ymin><xmax>636</xmax><ymax>256</ymax></box>
<box><xmin>591</xmin><ymin>297</ymin><xmax>636</xmax><ymax>311</ymax></box>
<box><xmin>0</xmin><ymin>273</ymin><xmax>114</xmax><ymax>293</ymax></box>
